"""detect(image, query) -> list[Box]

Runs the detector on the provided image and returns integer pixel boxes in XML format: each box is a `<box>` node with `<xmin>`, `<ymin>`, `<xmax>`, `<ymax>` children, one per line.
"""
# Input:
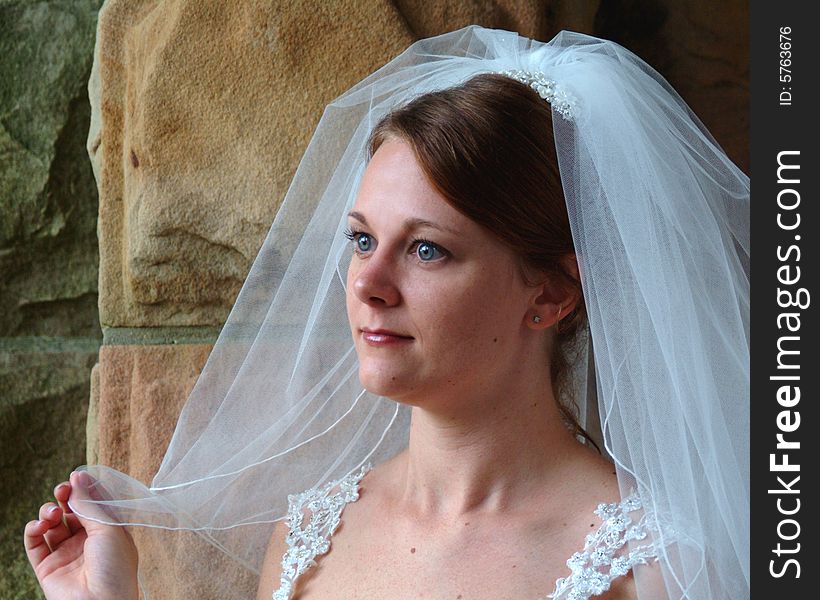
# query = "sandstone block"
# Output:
<box><xmin>87</xmin><ymin>361</ymin><xmax>101</xmax><ymax>464</ymax></box>
<box><xmin>95</xmin><ymin>343</ymin><xmax>212</xmax><ymax>483</ymax></box>
<box><xmin>91</xmin><ymin>0</ymin><xmax>412</xmax><ymax>328</ymax></box>
<box><xmin>93</xmin><ymin>342</ymin><xmax>223</xmax><ymax>596</ymax></box>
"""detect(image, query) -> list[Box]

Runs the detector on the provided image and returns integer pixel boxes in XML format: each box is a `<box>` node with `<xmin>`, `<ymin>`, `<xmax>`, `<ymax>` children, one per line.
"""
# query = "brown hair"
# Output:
<box><xmin>368</xmin><ymin>73</ymin><xmax>597</xmax><ymax>450</ymax></box>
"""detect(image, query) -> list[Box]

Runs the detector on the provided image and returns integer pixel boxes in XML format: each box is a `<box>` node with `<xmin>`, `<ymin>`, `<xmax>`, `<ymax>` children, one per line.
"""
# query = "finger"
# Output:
<box><xmin>54</xmin><ymin>480</ymin><xmax>83</xmax><ymax>533</ymax></box>
<box><xmin>44</xmin><ymin>524</ymin><xmax>73</xmax><ymax>550</ymax></box>
<box><xmin>37</xmin><ymin>503</ymin><xmax>72</xmax><ymax>551</ymax></box>
<box><xmin>38</xmin><ymin>502</ymin><xmax>62</xmax><ymax>524</ymax></box>
<box><xmin>53</xmin><ymin>481</ymin><xmax>73</xmax><ymax>513</ymax></box>
<box><xmin>68</xmin><ymin>470</ymin><xmax>117</xmax><ymax>527</ymax></box>
<box><xmin>63</xmin><ymin>511</ymin><xmax>83</xmax><ymax>535</ymax></box>
<box><xmin>23</xmin><ymin>520</ymin><xmax>51</xmax><ymax>568</ymax></box>
<box><xmin>42</xmin><ymin>508</ymin><xmax>74</xmax><ymax>551</ymax></box>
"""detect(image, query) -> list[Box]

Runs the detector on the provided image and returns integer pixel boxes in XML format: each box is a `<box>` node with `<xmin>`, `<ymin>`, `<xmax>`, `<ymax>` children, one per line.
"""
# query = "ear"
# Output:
<box><xmin>526</xmin><ymin>255</ymin><xmax>581</xmax><ymax>331</ymax></box>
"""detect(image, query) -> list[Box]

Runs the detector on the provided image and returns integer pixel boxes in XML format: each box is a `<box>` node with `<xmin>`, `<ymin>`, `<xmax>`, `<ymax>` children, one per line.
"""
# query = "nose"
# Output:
<box><xmin>350</xmin><ymin>252</ymin><xmax>401</xmax><ymax>307</ymax></box>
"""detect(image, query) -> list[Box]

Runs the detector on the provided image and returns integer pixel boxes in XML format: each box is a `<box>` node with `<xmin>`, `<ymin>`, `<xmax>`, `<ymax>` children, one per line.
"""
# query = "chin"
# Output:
<box><xmin>358</xmin><ymin>365</ymin><xmax>419</xmax><ymax>403</ymax></box>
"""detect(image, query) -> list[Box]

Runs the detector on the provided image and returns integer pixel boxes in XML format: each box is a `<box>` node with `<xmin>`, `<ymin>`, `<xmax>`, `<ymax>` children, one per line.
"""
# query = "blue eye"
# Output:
<box><xmin>356</xmin><ymin>233</ymin><xmax>372</xmax><ymax>252</ymax></box>
<box><xmin>344</xmin><ymin>228</ymin><xmax>373</xmax><ymax>254</ymax></box>
<box><xmin>414</xmin><ymin>240</ymin><xmax>444</xmax><ymax>262</ymax></box>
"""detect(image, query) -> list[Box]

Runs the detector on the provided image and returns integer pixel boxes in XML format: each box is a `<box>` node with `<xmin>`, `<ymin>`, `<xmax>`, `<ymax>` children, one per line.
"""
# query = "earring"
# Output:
<box><xmin>534</xmin><ymin>304</ymin><xmax>564</xmax><ymax>325</ymax></box>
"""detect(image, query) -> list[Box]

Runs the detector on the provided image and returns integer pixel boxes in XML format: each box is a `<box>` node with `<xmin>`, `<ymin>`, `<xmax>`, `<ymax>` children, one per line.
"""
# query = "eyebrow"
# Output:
<box><xmin>347</xmin><ymin>211</ymin><xmax>459</xmax><ymax>236</ymax></box>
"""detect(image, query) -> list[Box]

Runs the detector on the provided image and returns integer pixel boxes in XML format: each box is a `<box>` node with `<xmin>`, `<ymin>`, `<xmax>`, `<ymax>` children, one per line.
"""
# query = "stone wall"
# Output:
<box><xmin>0</xmin><ymin>1</ymin><xmax>104</xmax><ymax>598</ymax></box>
<box><xmin>1</xmin><ymin>0</ymin><xmax>747</xmax><ymax>598</ymax></box>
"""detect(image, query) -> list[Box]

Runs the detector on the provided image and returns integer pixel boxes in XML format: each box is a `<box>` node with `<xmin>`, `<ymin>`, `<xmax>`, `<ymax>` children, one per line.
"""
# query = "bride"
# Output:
<box><xmin>24</xmin><ymin>27</ymin><xmax>749</xmax><ymax>600</ymax></box>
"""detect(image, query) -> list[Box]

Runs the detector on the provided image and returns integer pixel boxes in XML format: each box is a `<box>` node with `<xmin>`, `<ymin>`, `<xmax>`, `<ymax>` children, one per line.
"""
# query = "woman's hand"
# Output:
<box><xmin>24</xmin><ymin>471</ymin><xmax>140</xmax><ymax>600</ymax></box>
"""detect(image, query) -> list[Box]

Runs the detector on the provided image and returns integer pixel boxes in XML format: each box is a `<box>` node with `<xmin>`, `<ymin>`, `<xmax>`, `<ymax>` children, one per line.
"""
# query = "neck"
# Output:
<box><xmin>394</xmin><ymin>363</ymin><xmax>585</xmax><ymax>518</ymax></box>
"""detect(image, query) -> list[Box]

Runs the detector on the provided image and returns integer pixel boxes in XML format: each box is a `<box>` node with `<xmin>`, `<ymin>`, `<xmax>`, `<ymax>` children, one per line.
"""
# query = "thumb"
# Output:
<box><xmin>67</xmin><ymin>470</ymin><xmax>121</xmax><ymax>532</ymax></box>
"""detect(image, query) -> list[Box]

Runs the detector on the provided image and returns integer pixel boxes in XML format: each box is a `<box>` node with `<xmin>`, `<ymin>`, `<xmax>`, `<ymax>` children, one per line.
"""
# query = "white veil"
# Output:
<box><xmin>71</xmin><ymin>26</ymin><xmax>749</xmax><ymax>599</ymax></box>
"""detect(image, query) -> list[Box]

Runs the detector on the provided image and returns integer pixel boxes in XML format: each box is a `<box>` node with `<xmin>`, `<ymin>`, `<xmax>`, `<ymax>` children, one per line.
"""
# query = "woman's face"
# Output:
<box><xmin>345</xmin><ymin>139</ymin><xmax>545</xmax><ymax>404</ymax></box>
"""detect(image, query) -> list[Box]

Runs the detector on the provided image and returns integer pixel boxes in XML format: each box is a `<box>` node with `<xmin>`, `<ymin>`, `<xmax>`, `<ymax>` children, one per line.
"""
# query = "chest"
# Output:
<box><xmin>287</xmin><ymin>506</ymin><xmax>604</xmax><ymax>600</ymax></box>
<box><xmin>273</xmin><ymin>468</ymin><xmax>648</xmax><ymax>600</ymax></box>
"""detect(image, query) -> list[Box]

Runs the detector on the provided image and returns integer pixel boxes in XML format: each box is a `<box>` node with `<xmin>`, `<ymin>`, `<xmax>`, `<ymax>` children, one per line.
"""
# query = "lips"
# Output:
<box><xmin>360</xmin><ymin>327</ymin><xmax>414</xmax><ymax>346</ymax></box>
<box><xmin>362</xmin><ymin>327</ymin><xmax>413</xmax><ymax>340</ymax></box>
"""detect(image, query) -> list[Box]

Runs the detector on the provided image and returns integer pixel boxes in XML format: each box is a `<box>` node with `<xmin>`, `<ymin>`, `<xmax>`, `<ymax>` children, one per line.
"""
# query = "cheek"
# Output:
<box><xmin>345</xmin><ymin>261</ymin><xmax>359</xmax><ymax>316</ymax></box>
<box><xmin>345</xmin><ymin>257</ymin><xmax>356</xmax><ymax>290</ymax></box>
<box><xmin>415</xmin><ymin>272</ymin><xmax>521</xmax><ymax>355</ymax></box>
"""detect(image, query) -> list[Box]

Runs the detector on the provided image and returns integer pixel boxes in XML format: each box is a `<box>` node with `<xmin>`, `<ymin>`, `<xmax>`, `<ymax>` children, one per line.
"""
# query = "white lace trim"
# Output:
<box><xmin>273</xmin><ymin>464</ymin><xmax>371</xmax><ymax>600</ymax></box>
<box><xmin>273</xmin><ymin>471</ymin><xmax>660</xmax><ymax>600</ymax></box>
<box><xmin>545</xmin><ymin>493</ymin><xmax>660</xmax><ymax>600</ymax></box>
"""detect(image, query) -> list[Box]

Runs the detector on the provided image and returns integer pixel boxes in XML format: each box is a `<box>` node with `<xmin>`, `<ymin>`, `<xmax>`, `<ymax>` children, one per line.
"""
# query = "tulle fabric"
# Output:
<box><xmin>71</xmin><ymin>26</ymin><xmax>749</xmax><ymax>599</ymax></box>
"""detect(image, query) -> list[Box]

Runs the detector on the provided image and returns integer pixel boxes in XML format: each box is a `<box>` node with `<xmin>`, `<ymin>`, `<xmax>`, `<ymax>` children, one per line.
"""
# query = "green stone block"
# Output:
<box><xmin>1</xmin><ymin>1</ymin><xmax>104</xmax><ymax>597</ymax></box>
<box><xmin>0</xmin><ymin>343</ymin><xmax>98</xmax><ymax>600</ymax></box>
<box><xmin>1</xmin><ymin>0</ymin><xmax>103</xmax><ymax>339</ymax></box>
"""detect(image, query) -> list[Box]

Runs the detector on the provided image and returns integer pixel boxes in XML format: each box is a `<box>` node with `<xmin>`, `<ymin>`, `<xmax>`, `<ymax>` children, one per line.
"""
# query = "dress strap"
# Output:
<box><xmin>273</xmin><ymin>463</ymin><xmax>371</xmax><ymax>600</ymax></box>
<box><xmin>547</xmin><ymin>493</ymin><xmax>662</xmax><ymax>600</ymax></box>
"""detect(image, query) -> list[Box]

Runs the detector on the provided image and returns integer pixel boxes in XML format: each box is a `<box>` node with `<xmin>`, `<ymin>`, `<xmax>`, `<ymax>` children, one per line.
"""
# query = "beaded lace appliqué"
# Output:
<box><xmin>273</xmin><ymin>464</ymin><xmax>371</xmax><ymax>600</ymax></box>
<box><xmin>546</xmin><ymin>493</ymin><xmax>660</xmax><ymax>600</ymax></box>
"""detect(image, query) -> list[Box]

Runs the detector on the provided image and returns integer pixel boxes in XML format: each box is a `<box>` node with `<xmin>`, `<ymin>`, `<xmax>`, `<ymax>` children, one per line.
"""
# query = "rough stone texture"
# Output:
<box><xmin>128</xmin><ymin>527</ymin><xmax>257</xmax><ymax>599</ymax></box>
<box><xmin>1</xmin><ymin>1</ymin><xmax>103</xmax><ymax>598</ymax></box>
<box><xmin>393</xmin><ymin>0</ymin><xmax>562</xmax><ymax>39</ymax></box>
<box><xmin>0</xmin><ymin>341</ymin><xmax>98</xmax><ymax>600</ymax></box>
<box><xmin>0</xmin><ymin>0</ymin><xmax>103</xmax><ymax>338</ymax></box>
<box><xmin>92</xmin><ymin>0</ymin><xmax>413</xmax><ymax>328</ymax></box>
<box><xmin>393</xmin><ymin>0</ymin><xmax>603</xmax><ymax>41</ymax></box>
<box><xmin>593</xmin><ymin>0</ymin><xmax>749</xmax><ymax>173</ymax></box>
<box><xmin>90</xmin><ymin>0</ymin><xmax>750</xmax><ymax>329</ymax></box>
<box><xmin>95</xmin><ymin>344</ymin><xmax>211</xmax><ymax>483</ymax></box>
<box><xmin>86</xmin><ymin>361</ymin><xmax>101</xmax><ymax>464</ymax></box>
<box><xmin>95</xmin><ymin>344</ymin><xmax>219</xmax><ymax>596</ymax></box>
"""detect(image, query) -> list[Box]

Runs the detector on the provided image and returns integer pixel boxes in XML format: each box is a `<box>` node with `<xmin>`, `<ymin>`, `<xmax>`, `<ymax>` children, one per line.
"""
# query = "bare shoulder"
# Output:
<box><xmin>559</xmin><ymin>445</ymin><xmax>621</xmax><ymax>514</ymax></box>
<box><xmin>604</xmin><ymin>558</ymin><xmax>669</xmax><ymax>600</ymax></box>
<box><xmin>564</xmin><ymin>449</ymin><xmax>670</xmax><ymax>600</ymax></box>
<box><xmin>256</xmin><ymin>520</ymin><xmax>290</xmax><ymax>600</ymax></box>
<box><xmin>602</xmin><ymin>564</ymin><xmax>665</xmax><ymax>600</ymax></box>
